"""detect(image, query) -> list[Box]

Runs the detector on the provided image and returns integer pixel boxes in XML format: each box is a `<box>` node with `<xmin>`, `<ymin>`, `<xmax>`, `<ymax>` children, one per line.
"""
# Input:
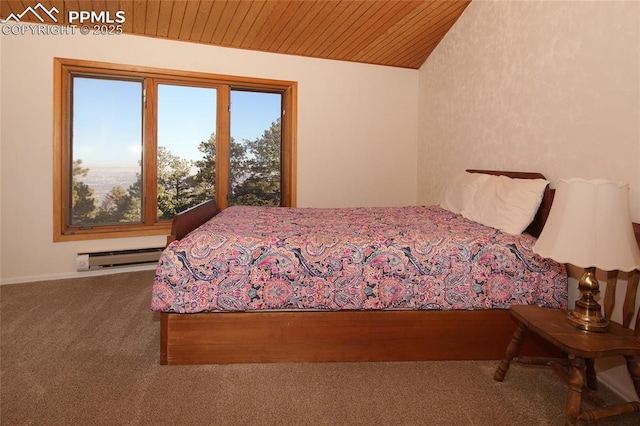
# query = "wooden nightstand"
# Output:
<box><xmin>493</xmin><ymin>222</ymin><xmax>640</xmax><ymax>425</ymax></box>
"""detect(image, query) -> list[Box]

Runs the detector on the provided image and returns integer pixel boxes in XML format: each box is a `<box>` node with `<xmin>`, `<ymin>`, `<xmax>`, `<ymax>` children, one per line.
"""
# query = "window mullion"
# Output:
<box><xmin>216</xmin><ymin>86</ymin><xmax>230</xmax><ymax>210</ymax></box>
<box><xmin>283</xmin><ymin>85</ymin><xmax>297</xmax><ymax>207</ymax></box>
<box><xmin>144</xmin><ymin>79</ymin><xmax>158</xmax><ymax>225</ymax></box>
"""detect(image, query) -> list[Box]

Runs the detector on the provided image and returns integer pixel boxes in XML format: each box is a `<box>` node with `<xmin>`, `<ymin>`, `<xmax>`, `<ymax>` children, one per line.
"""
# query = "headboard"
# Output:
<box><xmin>466</xmin><ymin>169</ymin><xmax>554</xmax><ymax>238</ymax></box>
<box><xmin>167</xmin><ymin>199</ymin><xmax>220</xmax><ymax>245</ymax></box>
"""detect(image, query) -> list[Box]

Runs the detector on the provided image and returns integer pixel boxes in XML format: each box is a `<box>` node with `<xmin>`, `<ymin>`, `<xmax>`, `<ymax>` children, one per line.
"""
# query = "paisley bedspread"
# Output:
<box><xmin>151</xmin><ymin>205</ymin><xmax>567</xmax><ymax>313</ymax></box>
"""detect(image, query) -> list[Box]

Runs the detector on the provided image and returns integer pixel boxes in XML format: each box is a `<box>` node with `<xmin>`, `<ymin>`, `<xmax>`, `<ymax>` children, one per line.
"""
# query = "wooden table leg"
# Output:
<box><xmin>494</xmin><ymin>322</ymin><xmax>527</xmax><ymax>382</ymax></box>
<box><xmin>566</xmin><ymin>356</ymin><xmax>585</xmax><ymax>426</ymax></box>
<box><xmin>626</xmin><ymin>356</ymin><xmax>640</xmax><ymax>400</ymax></box>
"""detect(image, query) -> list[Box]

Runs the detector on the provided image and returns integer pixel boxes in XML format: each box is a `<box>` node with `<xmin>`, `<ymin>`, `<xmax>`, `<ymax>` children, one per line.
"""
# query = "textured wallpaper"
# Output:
<box><xmin>418</xmin><ymin>0</ymin><xmax>640</xmax><ymax>221</ymax></box>
<box><xmin>417</xmin><ymin>0</ymin><xmax>640</xmax><ymax>400</ymax></box>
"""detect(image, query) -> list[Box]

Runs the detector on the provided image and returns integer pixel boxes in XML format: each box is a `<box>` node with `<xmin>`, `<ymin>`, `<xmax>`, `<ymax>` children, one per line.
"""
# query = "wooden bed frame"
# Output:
<box><xmin>159</xmin><ymin>170</ymin><xmax>560</xmax><ymax>365</ymax></box>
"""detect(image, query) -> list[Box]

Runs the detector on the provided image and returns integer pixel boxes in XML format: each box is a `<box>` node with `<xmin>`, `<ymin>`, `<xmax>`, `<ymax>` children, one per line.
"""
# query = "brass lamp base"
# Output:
<box><xmin>567</xmin><ymin>267</ymin><xmax>609</xmax><ymax>332</ymax></box>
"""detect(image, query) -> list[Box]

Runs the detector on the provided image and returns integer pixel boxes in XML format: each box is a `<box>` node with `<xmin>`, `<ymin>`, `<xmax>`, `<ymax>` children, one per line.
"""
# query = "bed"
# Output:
<box><xmin>152</xmin><ymin>170</ymin><xmax>568</xmax><ymax>365</ymax></box>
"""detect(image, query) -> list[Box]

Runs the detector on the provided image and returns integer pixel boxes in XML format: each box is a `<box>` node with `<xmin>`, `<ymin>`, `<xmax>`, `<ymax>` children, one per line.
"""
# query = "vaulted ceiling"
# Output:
<box><xmin>1</xmin><ymin>0</ymin><xmax>471</xmax><ymax>69</ymax></box>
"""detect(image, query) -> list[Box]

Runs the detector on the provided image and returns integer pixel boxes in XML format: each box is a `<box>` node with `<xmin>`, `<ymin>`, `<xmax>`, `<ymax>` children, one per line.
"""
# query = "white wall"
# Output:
<box><xmin>0</xmin><ymin>30</ymin><xmax>418</xmax><ymax>283</ymax></box>
<box><xmin>418</xmin><ymin>0</ymin><xmax>639</xmax><ymax>401</ymax></box>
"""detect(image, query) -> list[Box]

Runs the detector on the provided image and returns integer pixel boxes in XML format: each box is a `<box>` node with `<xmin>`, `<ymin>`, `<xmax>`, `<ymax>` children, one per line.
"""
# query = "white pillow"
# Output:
<box><xmin>440</xmin><ymin>172</ymin><xmax>491</xmax><ymax>214</ymax></box>
<box><xmin>462</xmin><ymin>175</ymin><xmax>549</xmax><ymax>235</ymax></box>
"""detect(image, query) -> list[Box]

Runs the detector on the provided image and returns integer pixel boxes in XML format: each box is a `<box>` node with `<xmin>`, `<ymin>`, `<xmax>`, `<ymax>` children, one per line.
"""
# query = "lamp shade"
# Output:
<box><xmin>533</xmin><ymin>178</ymin><xmax>640</xmax><ymax>272</ymax></box>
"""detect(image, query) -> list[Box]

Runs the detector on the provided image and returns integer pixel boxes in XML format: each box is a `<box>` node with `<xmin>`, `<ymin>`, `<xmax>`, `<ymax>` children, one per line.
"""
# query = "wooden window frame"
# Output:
<box><xmin>53</xmin><ymin>58</ymin><xmax>297</xmax><ymax>241</ymax></box>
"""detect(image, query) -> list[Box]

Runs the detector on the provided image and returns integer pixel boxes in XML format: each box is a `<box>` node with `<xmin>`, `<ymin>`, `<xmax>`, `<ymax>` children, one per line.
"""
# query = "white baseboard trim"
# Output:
<box><xmin>0</xmin><ymin>264</ymin><xmax>157</xmax><ymax>285</ymax></box>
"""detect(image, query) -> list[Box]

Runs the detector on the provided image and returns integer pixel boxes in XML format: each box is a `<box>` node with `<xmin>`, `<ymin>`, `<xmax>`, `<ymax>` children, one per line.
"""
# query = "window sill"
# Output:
<box><xmin>55</xmin><ymin>223</ymin><xmax>171</xmax><ymax>242</ymax></box>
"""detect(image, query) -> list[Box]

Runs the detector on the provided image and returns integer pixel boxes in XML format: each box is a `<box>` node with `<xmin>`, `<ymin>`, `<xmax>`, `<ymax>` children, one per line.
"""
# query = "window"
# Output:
<box><xmin>53</xmin><ymin>58</ymin><xmax>297</xmax><ymax>241</ymax></box>
<box><xmin>156</xmin><ymin>83</ymin><xmax>217</xmax><ymax>220</ymax></box>
<box><xmin>229</xmin><ymin>90</ymin><xmax>283</xmax><ymax>206</ymax></box>
<box><xmin>70</xmin><ymin>76</ymin><xmax>144</xmax><ymax>226</ymax></box>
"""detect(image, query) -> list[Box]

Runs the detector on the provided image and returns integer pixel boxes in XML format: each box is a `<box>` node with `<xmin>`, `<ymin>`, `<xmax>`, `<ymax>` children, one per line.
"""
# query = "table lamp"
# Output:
<box><xmin>533</xmin><ymin>178</ymin><xmax>640</xmax><ymax>332</ymax></box>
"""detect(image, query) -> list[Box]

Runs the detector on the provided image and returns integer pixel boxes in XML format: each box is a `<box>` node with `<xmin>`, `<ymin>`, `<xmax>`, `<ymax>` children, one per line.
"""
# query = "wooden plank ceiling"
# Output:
<box><xmin>1</xmin><ymin>0</ymin><xmax>471</xmax><ymax>69</ymax></box>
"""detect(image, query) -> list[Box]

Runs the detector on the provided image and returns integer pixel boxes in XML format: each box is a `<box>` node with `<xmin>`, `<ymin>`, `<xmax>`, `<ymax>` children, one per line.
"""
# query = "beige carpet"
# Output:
<box><xmin>1</xmin><ymin>270</ymin><xmax>637</xmax><ymax>425</ymax></box>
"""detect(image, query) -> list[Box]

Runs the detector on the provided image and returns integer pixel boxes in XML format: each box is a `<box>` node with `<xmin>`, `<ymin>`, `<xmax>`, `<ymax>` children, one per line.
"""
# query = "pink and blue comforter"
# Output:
<box><xmin>151</xmin><ymin>205</ymin><xmax>567</xmax><ymax>313</ymax></box>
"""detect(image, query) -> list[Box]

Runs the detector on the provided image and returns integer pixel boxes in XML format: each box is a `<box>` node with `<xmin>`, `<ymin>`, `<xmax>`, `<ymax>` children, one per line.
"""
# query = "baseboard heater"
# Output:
<box><xmin>76</xmin><ymin>247</ymin><xmax>164</xmax><ymax>271</ymax></box>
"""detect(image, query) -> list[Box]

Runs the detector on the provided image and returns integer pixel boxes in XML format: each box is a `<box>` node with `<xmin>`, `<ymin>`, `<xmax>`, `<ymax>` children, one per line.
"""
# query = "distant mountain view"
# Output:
<box><xmin>78</xmin><ymin>166</ymin><xmax>139</xmax><ymax>204</ymax></box>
